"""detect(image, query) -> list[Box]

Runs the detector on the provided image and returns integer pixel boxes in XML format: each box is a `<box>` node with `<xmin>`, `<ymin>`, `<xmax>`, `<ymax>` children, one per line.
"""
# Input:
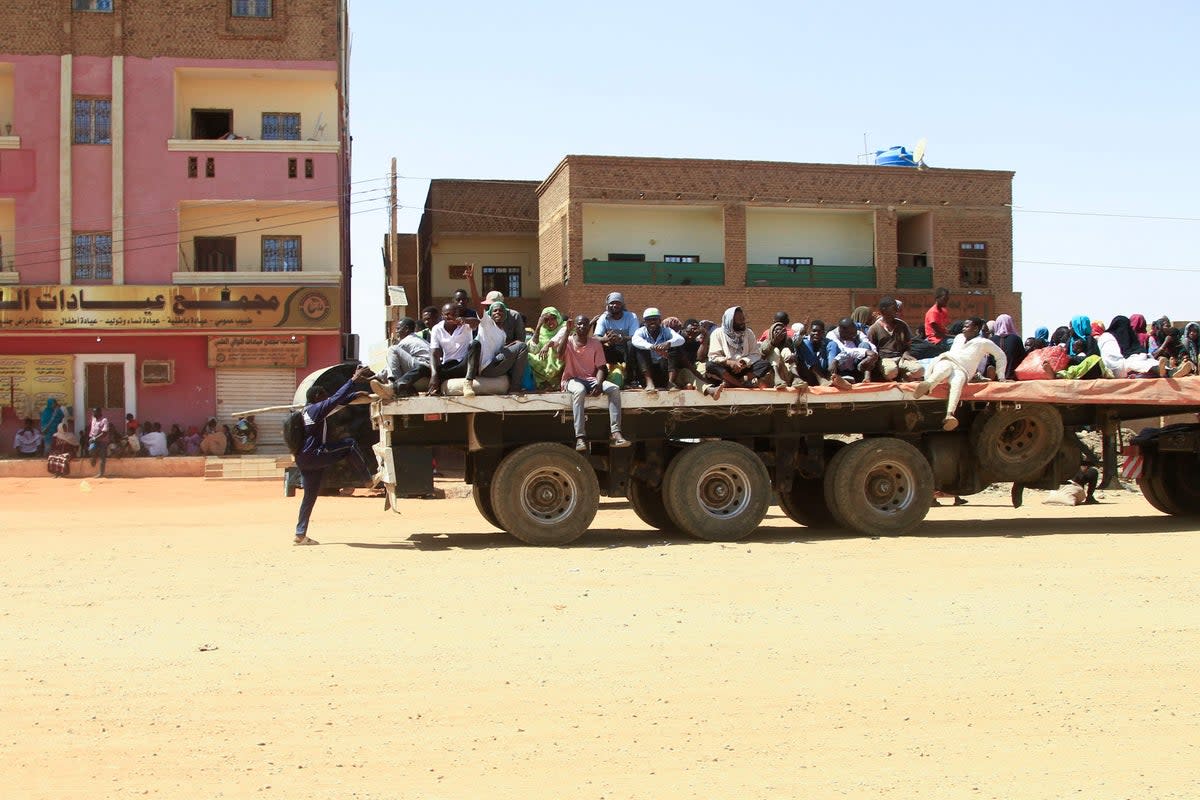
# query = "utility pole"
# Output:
<box><xmin>388</xmin><ymin>157</ymin><xmax>398</xmax><ymax>339</ymax></box>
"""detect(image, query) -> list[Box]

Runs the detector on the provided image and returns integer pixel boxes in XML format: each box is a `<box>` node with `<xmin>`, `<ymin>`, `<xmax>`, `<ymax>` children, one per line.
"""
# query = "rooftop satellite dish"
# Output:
<box><xmin>914</xmin><ymin>137</ymin><xmax>928</xmax><ymax>169</ymax></box>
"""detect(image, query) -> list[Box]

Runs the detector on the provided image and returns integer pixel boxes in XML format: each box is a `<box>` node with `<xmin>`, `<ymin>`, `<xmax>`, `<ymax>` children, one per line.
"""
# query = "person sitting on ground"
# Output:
<box><xmin>594</xmin><ymin>292</ymin><xmax>641</xmax><ymax>388</ymax></box>
<box><xmin>706</xmin><ymin>306</ymin><xmax>772</xmax><ymax>389</ymax></box>
<box><xmin>125</xmin><ymin>413</ymin><xmax>138</xmax><ymax>438</ymax></box>
<box><xmin>867</xmin><ymin>297</ymin><xmax>923</xmax><ymax>382</ymax></box>
<box><xmin>922</xmin><ymin>287</ymin><xmax>953</xmax><ymax>352</ymax></box>
<box><xmin>555</xmin><ymin>314</ymin><xmax>630</xmax><ymax>452</ymax></box>
<box><xmin>1100</xmin><ymin>315</ymin><xmax>1171</xmax><ymax>378</ymax></box>
<box><xmin>183</xmin><ymin>426</ymin><xmax>202</xmax><ymax>456</ymax></box>
<box><xmin>913</xmin><ymin>316</ymin><xmax>1009</xmax><ymax>431</ymax></box>
<box><xmin>418</xmin><ymin>306</ymin><xmax>441</xmax><ymax>343</ymax></box>
<box><xmin>52</xmin><ymin>415</ymin><xmax>79</xmax><ymax>456</ymax></box>
<box><xmin>460</xmin><ymin>301</ymin><xmax>530</xmax><ymax>398</ymax></box>
<box><xmin>758</xmin><ymin>311</ymin><xmax>791</xmax><ymax>342</ymax></box>
<box><xmin>527</xmin><ymin>307</ymin><xmax>566</xmax><ymax>391</ymax></box>
<box><xmin>140</xmin><ymin>422</ymin><xmax>169</xmax><ymax>457</ymax></box>
<box><xmin>1042</xmin><ymin>459</ymin><xmax>1102</xmax><ymax>507</ymax></box>
<box><xmin>166</xmin><ymin>423</ymin><xmax>184</xmax><ymax>454</ymax></box>
<box><xmin>371</xmin><ymin>317</ymin><xmax>433</xmax><ymax>401</ymax></box>
<box><xmin>989</xmin><ymin>313</ymin><xmax>1026</xmax><ymax>381</ymax></box>
<box><xmin>200</xmin><ymin>423</ymin><xmax>227</xmax><ymax>456</ymax></box>
<box><xmin>292</xmin><ymin>365</ymin><xmax>376</xmax><ymax>546</ymax></box>
<box><xmin>13</xmin><ymin>418</ymin><xmax>41</xmax><ymax>456</ymax></box>
<box><xmin>427</xmin><ymin>303</ymin><xmax>474</xmax><ymax>396</ymax></box>
<box><xmin>827</xmin><ymin>318</ymin><xmax>880</xmax><ymax>384</ymax></box>
<box><xmin>631</xmin><ymin>307</ymin><xmax>685</xmax><ymax>394</ymax></box>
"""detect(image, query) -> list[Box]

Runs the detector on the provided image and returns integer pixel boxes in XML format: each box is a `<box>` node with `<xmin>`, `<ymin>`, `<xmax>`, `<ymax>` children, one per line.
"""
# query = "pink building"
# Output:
<box><xmin>0</xmin><ymin>0</ymin><xmax>351</xmax><ymax>450</ymax></box>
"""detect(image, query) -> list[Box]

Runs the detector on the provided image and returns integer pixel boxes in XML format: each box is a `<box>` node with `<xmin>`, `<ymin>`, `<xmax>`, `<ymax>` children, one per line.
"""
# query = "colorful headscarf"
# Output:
<box><xmin>1129</xmin><ymin>314</ymin><xmax>1150</xmax><ymax>347</ymax></box>
<box><xmin>1069</xmin><ymin>316</ymin><xmax>1092</xmax><ymax>343</ymax></box>
<box><xmin>1033</xmin><ymin>327</ymin><xmax>1049</xmax><ymax>341</ymax></box>
<box><xmin>1107</xmin><ymin>315</ymin><xmax>1140</xmax><ymax>358</ymax></box>
<box><xmin>993</xmin><ymin>314</ymin><xmax>1018</xmax><ymax>338</ymax></box>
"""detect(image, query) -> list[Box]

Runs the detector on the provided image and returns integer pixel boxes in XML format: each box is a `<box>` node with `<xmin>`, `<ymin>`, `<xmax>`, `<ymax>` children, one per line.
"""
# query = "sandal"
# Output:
<box><xmin>293</xmin><ymin>536</ymin><xmax>320</xmax><ymax>546</ymax></box>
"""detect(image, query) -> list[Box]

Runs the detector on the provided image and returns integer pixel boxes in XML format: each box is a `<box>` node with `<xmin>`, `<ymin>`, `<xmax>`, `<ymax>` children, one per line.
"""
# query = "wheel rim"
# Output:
<box><xmin>998</xmin><ymin>419</ymin><xmax>1042</xmax><ymax>460</ymax></box>
<box><xmin>519</xmin><ymin>466</ymin><xmax>579</xmax><ymax>524</ymax></box>
<box><xmin>862</xmin><ymin>459</ymin><xmax>916</xmax><ymax>513</ymax></box>
<box><xmin>694</xmin><ymin>464</ymin><xmax>751</xmax><ymax>519</ymax></box>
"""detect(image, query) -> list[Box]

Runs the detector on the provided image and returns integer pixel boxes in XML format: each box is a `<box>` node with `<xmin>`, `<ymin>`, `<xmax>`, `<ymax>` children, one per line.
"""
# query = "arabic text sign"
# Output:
<box><xmin>0</xmin><ymin>285</ymin><xmax>340</xmax><ymax>331</ymax></box>
<box><xmin>0</xmin><ymin>355</ymin><xmax>73</xmax><ymax>419</ymax></box>
<box><xmin>208</xmin><ymin>335</ymin><xmax>308</xmax><ymax>368</ymax></box>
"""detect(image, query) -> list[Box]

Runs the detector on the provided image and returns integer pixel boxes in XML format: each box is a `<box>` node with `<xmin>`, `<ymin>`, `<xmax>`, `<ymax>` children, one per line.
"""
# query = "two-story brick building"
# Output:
<box><xmin>0</xmin><ymin>0</ymin><xmax>350</xmax><ymax>448</ymax></box>
<box><xmin>402</xmin><ymin>155</ymin><xmax>1018</xmax><ymax>342</ymax></box>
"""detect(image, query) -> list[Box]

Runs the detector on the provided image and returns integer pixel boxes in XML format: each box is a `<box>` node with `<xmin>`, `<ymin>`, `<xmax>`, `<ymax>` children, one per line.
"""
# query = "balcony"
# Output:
<box><xmin>583</xmin><ymin>260</ymin><xmax>724</xmax><ymax>287</ymax></box>
<box><xmin>896</xmin><ymin>266</ymin><xmax>933</xmax><ymax>289</ymax></box>
<box><xmin>746</xmin><ymin>264</ymin><xmax>876</xmax><ymax>289</ymax></box>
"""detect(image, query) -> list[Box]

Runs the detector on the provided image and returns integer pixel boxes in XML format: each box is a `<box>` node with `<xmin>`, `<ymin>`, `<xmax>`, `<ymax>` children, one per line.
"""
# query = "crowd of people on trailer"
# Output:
<box><xmin>366</xmin><ymin>285</ymin><xmax>1197</xmax><ymax>452</ymax></box>
<box><xmin>9</xmin><ymin>398</ymin><xmax>257</xmax><ymax>473</ymax></box>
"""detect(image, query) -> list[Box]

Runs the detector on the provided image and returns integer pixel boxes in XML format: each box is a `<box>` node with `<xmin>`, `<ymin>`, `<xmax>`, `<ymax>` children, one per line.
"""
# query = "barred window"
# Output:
<box><xmin>262</xmin><ymin>112</ymin><xmax>301</xmax><ymax>140</ymax></box>
<box><xmin>482</xmin><ymin>266</ymin><xmax>521</xmax><ymax>298</ymax></box>
<box><xmin>262</xmin><ymin>236</ymin><xmax>301</xmax><ymax>272</ymax></box>
<box><xmin>73</xmin><ymin>0</ymin><xmax>113</xmax><ymax>11</ymax></box>
<box><xmin>231</xmin><ymin>0</ymin><xmax>271</xmax><ymax>17</ymax></box>
<box><xmin>73</xmin><ymin>233</ymin><xmax>113</xmax><ymax>281</ymax></box>
<box><xmin>73</xmin><ymin>98</ymin><xmax>111</xmax><ymax>145</ymax></box>
<box><xmin>959</xmin><ymin>241</ymin><xmax>988</xmax><ymax>287</ymax></box>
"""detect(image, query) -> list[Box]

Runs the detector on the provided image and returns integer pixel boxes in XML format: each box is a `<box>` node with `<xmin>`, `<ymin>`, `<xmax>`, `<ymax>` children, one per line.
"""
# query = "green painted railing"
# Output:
<box><xmin>746</xmin><ymin>263</ymin><xmax>876</xmax><ymax>289</ymax></box>
<box><xmin>583</xmin><ymin>260</ymin><xmax>725</xmax><ymax>286</ymax></box>
<box><xmin>896</xmin><ymin>266</ymin><xmax>934</xmax><ymax>289</ymax></box>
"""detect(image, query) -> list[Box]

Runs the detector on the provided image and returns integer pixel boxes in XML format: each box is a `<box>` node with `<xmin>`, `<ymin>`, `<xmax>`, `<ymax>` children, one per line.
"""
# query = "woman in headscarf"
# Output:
<box><xmin>40</xmin><ymin>398</ymin><xmax>64</xmax><ymax>455</ymax></box>
<box><xmin>527</xmin><ymin>306</ymin><xmax>566</xmax><ymax>390</ymax></box>
<box><xmin>1182</xmin><ymin>322</ymin><xmax>1200</xmax><ymax>370</ymax></box>
<box><xmin>850</xmin><ymin>306</ymin><xmax>873</xmax><ymax>332</ymax></box>
<box><xmin>1129</xmin><ymin>314</ymin><xmax>1150</xmax><ymax>350</ymax></box>
<box><xmin>1097</xmin><ymin>315</ymin><xmax>1162</xmax><ymax>378</ymax></box>
<box><xmin>990</xmin><ymin>314</ymin><xmax>1024</xmax><ymax>380</ymax></box>
<box><xmin>1067</xmin><ymin>315</ymin><xmax>1100</xmax><ymax>363</ymax></box>
<box><xmin>1049</xmin><ymin>326</ymin><xmax>1071</xmax><ymax>348</ymax></box>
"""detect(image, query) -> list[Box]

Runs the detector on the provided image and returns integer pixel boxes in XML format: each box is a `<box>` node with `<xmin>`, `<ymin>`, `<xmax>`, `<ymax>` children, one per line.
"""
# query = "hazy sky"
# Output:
<box><xmin>346</xmin><ymin>0</ymin><xmax>1200</xmax><ymax>349</ymax></box>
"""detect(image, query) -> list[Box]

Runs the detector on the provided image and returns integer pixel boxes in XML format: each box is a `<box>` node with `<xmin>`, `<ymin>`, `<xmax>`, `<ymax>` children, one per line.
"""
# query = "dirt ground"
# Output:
<box><xmin>2</xmin><ymin>477</ymin><xmax>1198</xmax><ymax>800</ymax></box>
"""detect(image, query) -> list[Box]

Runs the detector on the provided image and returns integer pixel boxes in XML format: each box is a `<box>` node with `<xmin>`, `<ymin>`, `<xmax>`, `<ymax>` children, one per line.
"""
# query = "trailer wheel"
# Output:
<box><xmin>776</xmin><ymin>440</ymin><xmax>845</xmax><ymax>528</ymax></box>
<box><xmin>489</xmin><ymin>443</ymin><xmax>599</xmax><ymax>545</ymax></box>
<box><xmin>1139</xmin><ymin>452</ymin><xmax>1198</xmax><ymax>516</ymax></box>
<box><xmin>970</xmin><ymin>404</ymin><xmax>1063</xmax><ymax>481</ymax></box>
<box><xmin>824</xmin><ymin>438</ymin><xmax>933</xmax><ymax>536</ymax></box>
<box><xmin>628</xmin><ymin>479</ymin><xmax>675</xmax><ymax>532</ymax></box>
<box><xmin>662</xmin><ymin>441</ymin><xmax>770</xmax><ymax>541</ymax></box>
<box><xmin>472</xmin><ymin>483</ymin><xmax>502</xmax><ymax>530</ymax></box>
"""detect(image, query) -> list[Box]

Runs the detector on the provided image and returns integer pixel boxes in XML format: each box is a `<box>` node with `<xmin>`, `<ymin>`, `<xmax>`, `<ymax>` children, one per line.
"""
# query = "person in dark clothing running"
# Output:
<box><xmin>293</xmin><ymin>365</ymin><xmax>374</xmax><ymax>545</ymax></box>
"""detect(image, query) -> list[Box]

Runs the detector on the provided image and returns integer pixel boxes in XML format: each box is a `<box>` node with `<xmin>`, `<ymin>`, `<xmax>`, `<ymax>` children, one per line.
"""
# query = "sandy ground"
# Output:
<box><xmin>2</xmin><ymin>477</ymin><xmax>1198</xmax><ymax>800</ymax></box>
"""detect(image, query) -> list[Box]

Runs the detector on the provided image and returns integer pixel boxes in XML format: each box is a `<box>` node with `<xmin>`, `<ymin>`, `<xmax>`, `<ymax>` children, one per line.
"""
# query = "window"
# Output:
<box><xmin>73</xmin><ymin>233</ymin><xmax>113</xmax><ymax>281</ymax></box>
<box><xmin>205</xmin><ymin>157</ymin><xmax>215</xmax><ymax>178</ymax></box>
<box><xmin>195</xmin><ymin>237</ymin><xmax>236</xmax><ymax>272</ymax></box>
<box><xmin>262</xmin><ymin>112</ymin><xmax>301</xmax><ymax>141</ymax></box>
<box><xmin>231</xmin><ymin>0</ymin><xmax>271</xmax><ymax>17</ymax></box>
<box><xmin>482</xmin><ymin>266</ymin><xmax>521</xmax><ymax>298</ymax></box>
<box><xmin>607</xmin><ymin>253</ymin><xmax>645</xmax><ymax>262</ymax></box>
<box><xmin>663</xmin><ymin>255</ymin><xmax>700</xmax><ymax>263</ymax></box>
<box><xmin>73</xmin><ymin>0</ymin><xmax>113</xmax><ymax>11</ymax></box>
<box><xmin>191</xmin><ymin>109</ymin><xmax>233</xmax><ymax>140</ymax></box>
<box><xmin>959</xmin><ymin>242</ymin><xmax>988</xmax><ymax>286</ymax></box>
<box><xmin>778</xmin><ymin>256</ymin><xmax>812</xmax><ymax>273</ymax></box>
<box><xmin>304</xmin><ymin>158</ymin><xmax>314</xmax><ymax>179</ymax></box>
<box><xmin>287</xmin><ymin>158</ymin><xmax>297</xmax><ymax>179</ymax></box>
<box><xmin>262</xmin><ymin>236</ymin><xmax>301</xmax><ymax>272</ymax></box>
<box><xmin>187</xmin><ymin>157</ymin><xmax>198</xmax><ymax>178</ymax></box>
<box><xmin>73</xmin><ymin>98</ymin><xmax>111</xmax><ymax>144</ymax></box>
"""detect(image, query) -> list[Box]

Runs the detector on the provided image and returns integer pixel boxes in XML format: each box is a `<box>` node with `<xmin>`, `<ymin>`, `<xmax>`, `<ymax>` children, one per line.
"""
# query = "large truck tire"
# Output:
<box><xmin>628</xmin><ymin>479</ymin><xmax>676</xmax><ymax>532</ymax></box>
<box><xmin>662</xmin><ymin>441</ymin><xmax>771</xmax><ymax>541</ymax></box>
<box><xmin>824</xmin><ymin>437</ymin><xmax>933</xmax><ymax>536</ymax></box>
<box><xmin>776</xmin><ymin>439</ymin><xmax>844</xmax><ymax>528</ymax></box>
<box><xmin>970</xmin><ymin>404</ymin><xmax>1063</xmax><ymax>482</ymax></box>
<box><xmin>489</xmin><ymin>443</ymin><xmax>599</xmax><ymax>545</ymax></box>
<box><xmin>1138</xmin><ymin>452</ymin><xmax>1198</xmax><ymax>516</ymax></box>
<box><xmin>472</xmin><ymin>483</ymin><xmax>502</xmax><ymax>530</ymax></box>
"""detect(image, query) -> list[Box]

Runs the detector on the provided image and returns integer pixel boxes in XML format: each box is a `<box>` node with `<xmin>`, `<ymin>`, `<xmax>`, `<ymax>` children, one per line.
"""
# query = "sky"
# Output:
<box><xmin>345</xmin><ymin>0</ymin><xmax>1200</xmax><ymax>351</ymax></box>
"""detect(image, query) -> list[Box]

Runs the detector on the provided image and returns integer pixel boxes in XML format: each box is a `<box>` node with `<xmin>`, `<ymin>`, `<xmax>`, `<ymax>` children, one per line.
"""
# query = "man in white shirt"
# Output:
<box><xmin>706</xmin><ymin>306</ymin><xmax>772</xmax><ymax>389</ymax></box>
<box><xmin>913</xmin><ymin>316</ymin><xmax>1008</xmax><ymax>430</ymax></box>
<box><xmin>13</xmin><ymin>418</ymin><xmax>41</xmax><ymax>456</ymax></box>
<box><xmin>427</xmin><ymin>303</ymin><xmax>474</xmax><ymax>396</ymax></box>
<box><xmin>140</xmin><ymin>423</ymin><xmax>169</xmax><ymax>457</ymax></box>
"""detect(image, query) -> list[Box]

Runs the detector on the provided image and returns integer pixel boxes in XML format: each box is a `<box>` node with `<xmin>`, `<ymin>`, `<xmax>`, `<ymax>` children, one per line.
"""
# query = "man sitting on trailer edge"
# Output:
<box><xmin>555</xmin><ymin>313</ymin><xmax>631</xmax><ymax>452</ymax></box>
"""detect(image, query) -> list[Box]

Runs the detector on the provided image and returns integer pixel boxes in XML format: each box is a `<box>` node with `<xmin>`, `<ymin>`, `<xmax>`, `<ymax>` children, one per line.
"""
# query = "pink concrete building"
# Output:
<box><xmin>0</xmin><ymin>1</ymin><xmax>351</xmax><ymax>450</ymax></box>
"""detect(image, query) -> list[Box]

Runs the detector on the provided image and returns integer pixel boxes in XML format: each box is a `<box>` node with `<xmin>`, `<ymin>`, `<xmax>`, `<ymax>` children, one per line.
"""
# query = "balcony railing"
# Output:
<box><xmin>583</xmin><ymin>260</ymin><xmax>724</xmax><ymax>286</ymax></box>
<box><xmin>896</xmin><ymin>266</ymin><xmax>933</xmax><ymax>289</ymax></box>
<box><xmin>746</xmin><ymin>263</ymin><xmax>876</xmax><ymax>289</ymax></box>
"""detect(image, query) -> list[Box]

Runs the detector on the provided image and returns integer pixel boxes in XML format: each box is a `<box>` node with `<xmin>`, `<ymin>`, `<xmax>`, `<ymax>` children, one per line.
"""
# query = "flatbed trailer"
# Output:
<box><xmin>369</xmin><ymin>379</ymin><xmax>1200</xmax><ymax>545</ymax></box>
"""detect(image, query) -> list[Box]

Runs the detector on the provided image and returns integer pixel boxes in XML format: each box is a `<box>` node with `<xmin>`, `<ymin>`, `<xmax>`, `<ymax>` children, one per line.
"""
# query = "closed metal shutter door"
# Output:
<box><xmin>215</xmin><ymin>368</ymin><xmax>297</xmax><ymax>448</ymax></box>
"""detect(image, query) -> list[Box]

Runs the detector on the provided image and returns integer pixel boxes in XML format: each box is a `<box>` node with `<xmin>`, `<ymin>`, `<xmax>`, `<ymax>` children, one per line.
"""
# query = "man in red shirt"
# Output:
<box><xmin>923</xmin><ymin>287</ymin><xmax>952</xmax><ymax>349</ymax></box>
<box><xmin>556</xmin><ymin>314</ymin><xmax>631</xmax><ymax>452</ymax></box>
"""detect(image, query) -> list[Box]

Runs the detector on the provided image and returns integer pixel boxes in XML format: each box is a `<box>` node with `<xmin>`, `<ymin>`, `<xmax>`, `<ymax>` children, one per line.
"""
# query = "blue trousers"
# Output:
<box><xmin>294</xmin><ymin>438</ymin><xmax>371</xmax><ymax>538</ymax></box>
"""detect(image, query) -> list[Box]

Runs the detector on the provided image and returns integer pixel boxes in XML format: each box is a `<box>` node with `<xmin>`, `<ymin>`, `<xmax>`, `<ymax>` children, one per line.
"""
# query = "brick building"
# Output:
<box><xmin>0</xmin><ymin>0</ymin><xmax>350</xmax><ymax>449</ymax></box>
<box><xmin>401</xmin><ymin>155</ymin><xmax>1018</xmax><ymax>340</ymax></box>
